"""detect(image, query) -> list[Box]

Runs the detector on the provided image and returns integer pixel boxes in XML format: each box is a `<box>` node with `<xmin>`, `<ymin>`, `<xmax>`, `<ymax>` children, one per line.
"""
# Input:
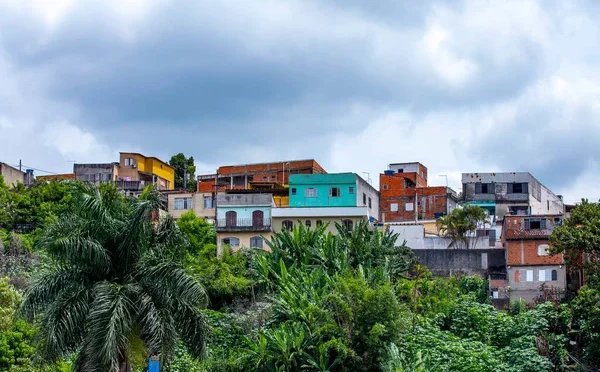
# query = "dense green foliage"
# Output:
<box><xmin>2</xmin><ymin>180</ymin><xmax>600</xmax><ymax>371</ymax></box>
<box><xmin>169</xmin><ymin>153</ymin><xmax>197</xmax><ymax>191</ymax></box>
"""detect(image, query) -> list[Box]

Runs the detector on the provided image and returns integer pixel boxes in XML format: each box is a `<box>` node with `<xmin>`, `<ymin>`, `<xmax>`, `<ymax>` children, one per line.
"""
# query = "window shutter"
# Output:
<box><xmin>540</xmin><ymin>218</ymin><xmax>546</xmax><ymax>229</ymax></box>
<box><xmin>551</xmin><ymin>270</ymin><xmax>557</xmax><ymax>281</ymax></box>
<box><xmin>539</xmin><ymin>270</ymin><xmax>546</xmax><ymax>282</ymax></box>
<box><xmin>488</xmin><ymin>229</ymin><xmax>496</xmax><ymax>247</ymax></box>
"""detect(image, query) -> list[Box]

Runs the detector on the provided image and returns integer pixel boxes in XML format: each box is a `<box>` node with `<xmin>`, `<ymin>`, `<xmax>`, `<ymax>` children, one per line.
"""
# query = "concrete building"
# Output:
<box><xmin>215</xmin><ymin>193</ymin><xmax>273</xmax><ymax>252</ymax></box>
<box><xmin>288</xmin><ymin>173</ymin><xmax>379</xmax><ymax>220</ymax></box>
<box><xmin>272</xmin><ymin>206</ymin><xmax>372</xmax><ymax>235</ymax></box>
<box><xmin>74</xmin><ymin>163</ymin><xmax>120</xmax><ymax>184</ymax></box>
<box><xmin>0</xmin><ymin>162</ymin><xmax>25</xmax><ymax>187</ymax></box>
<box><xmin>197</xmin><ymin>159</ymin><xmax>326</xmax><ymax>193</ymax></box>
<box><xmin>503</xmin><ymin>214</ymin><xmax>566</xmax><ymax>302</ymax></box>
<box><xmin>167</xmin><ymin>191</ymin><xmax>215</xmax><ymax>220</ymax></box>
<box><xmin>462</xmin><ymin>172</ymin><xmax>564</xmax><ymax>222</ymax></box>
<box><xmin>380</xmin><ymin>162</ymin><xmax>458</xmax><ymax>222</ymax></box>
<box><xmin>118</xmin><ymin>152</ymin><xmax>175</xmax><ymax>191</ymax></box>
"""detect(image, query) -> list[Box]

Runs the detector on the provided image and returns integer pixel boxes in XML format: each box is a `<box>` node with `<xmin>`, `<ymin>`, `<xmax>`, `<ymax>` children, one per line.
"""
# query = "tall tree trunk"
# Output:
<box><xmin>118</xmin><ymin>348</ymin><xmax>131</xmax><ymax>372</ymax></box>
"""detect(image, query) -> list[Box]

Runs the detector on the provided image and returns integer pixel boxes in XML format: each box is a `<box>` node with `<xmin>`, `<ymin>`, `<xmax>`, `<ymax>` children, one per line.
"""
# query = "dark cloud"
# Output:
<box><xmin>0</xmin><ymin>0</ymin><xmax>599</xmax><ymax>198</ymax></box>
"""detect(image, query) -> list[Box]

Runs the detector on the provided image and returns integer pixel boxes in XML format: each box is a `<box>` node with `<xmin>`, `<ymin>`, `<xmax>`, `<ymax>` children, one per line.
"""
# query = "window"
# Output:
<box><xmin>262</xmin><ymin>176</ymin><xmax>268</xmax><ymax>181</ymax></box>
<box><xmin>316</xmin><ymin>220</ymin><xmax>323</xmax><ymax>227</ymax></box>
<box><xmin>390</xmin><ymin>203</ymin><xmax>399</xmax><ymax>212</ymax></box>
<box><xmin>363</xmin><ymin>193</ymin><xmax>367</xmax><ymax>205</ymax></box>
<box><xmin>508</xmin><ymin>182</ymin><xmax>528</xmax><ymax>194</ymax></box>
<box><xmin>368</xmin><ymin>197</ymin><xmax>372</xmax><ymax>209</ymax></box>
<box><xmin>252</xmin><ymin>210</ymin><xmax>264</xmax><ymax>228</ymax></box>
<box><xmin>475</xmin><ymin>183</ymin><xmax>494</xmax><ymax>194</ymax></box>
<box><xmin>349</xmin><ymin>186</ymin><xmax>354</xmax><ymax>194</ymax></box>
<box><xmin>343</xmin><ymin>219</ymin><xmax>353</xmax><ymax>231</ymax></box>
<box><xmin>282</xmin><ymin>220</ymin><xmax>294</xmax><ymax>231</ymax></box>
<box><xmin>271</xmin><ymin>174</ymin><xmax>276</xmax><ymax>179</ymax></box>
<box><xmin>514</xmin><ymin>270</ymin><xmax>520</xmax><ymax>283</ymax></box>
<box><xmin>291</xmin><ymin>188</ymin><xmax>297</xmax><ymax>195</ymax></box>
<box><xmin>551</xmin><ymin>270</ymin><xmax>557</xmax><ymax>281</ymax></box>
<box><xmin>383</xmin><ymin>184</ymin><xmax>388</xmax><ymax>190</ymax></box>
<box><xmin>397</xmin><ymin>168</ymin><xmax>403</xmax><ymax>173</ymax></box>
<box><xmin>526</xmin><ymin>270</ymin><xmax>533</xmax><ymax>282</ymax></box>
<box><xmin>160</xmin><ymin>164</ymin><xmax>163</xmax><ymax>169</ymax></box>
<box><xmin>538</xmin><ymin>244</ymin><xmax>549</xmax><ymax>256</ymax></box>
<box><xmin>405</xmin><ymin>202</ymin><xmax>414</xmax><ymax>211</ymax></box>
<box><xmin>305</xmin><ymin>188</ymin><xmax>317</xmax><ymax>198</ymax></box>
<box><xmin>330</xmin><ymin>187</ymin><xmax>340</xmax><ymax>197</ymax></box>
<box><xmin>222</xmin><ymin>237</ymin><xmax>240</xmax><ymax>247</ymax></box>
<box><xmin>305</xmin><ymin>220</ymin><xmax>311</xmax><ymax>227</ymax></box>
<box><xmin>547</xmin><ymin>200</ymin><xmax>550</xmax><ymax>210</ymax></box>
<box><xmin>539</xmin><ymin>270</ymin><xmax>546</xmax><ymax>282</ymax></box>
<box><xmin>524</xmin><ymin>218</ymin><xmax>546</xmax><ymax>230</ymax></box>
<box><xmin>250</xmin><ymin>236</ymin><xmax>263</xmax><ymax>249</ymax></box>
<box><xmin>203</xmin><ymin>196</ymin><xmax>213</xmax><ymax>208</ymax></box>
<box><xmin>174</xmin><ymin>197</ymin><xmax>193</xmax><ymax>210</ymax></box>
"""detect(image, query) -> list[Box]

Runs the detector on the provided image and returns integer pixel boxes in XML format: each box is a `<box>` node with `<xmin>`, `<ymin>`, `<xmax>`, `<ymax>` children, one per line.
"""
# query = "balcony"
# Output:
<box><xmin>215</xmin><ymin>218</ymin><xmax>272</xmax><ymax>232</ymax></box>
<box><xmin>115</xmin><ymin>180</ymin><xmax>147</xmax><ymax>191</ymax></box>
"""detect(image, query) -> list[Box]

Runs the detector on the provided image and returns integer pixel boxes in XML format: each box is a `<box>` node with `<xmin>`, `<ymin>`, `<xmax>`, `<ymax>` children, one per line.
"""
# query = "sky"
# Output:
<box><xmin>0</xmin><ymin>0</ymin><xmax>599</xmax><ymax>203</ymax></box>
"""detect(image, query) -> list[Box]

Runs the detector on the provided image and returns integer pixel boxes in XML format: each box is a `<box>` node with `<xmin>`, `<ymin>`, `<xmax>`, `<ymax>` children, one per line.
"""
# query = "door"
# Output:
<box><xmin>226</xmin><ymin>211</ymin><xmax>237</xmax><ymax>227</ymax></box>
<box><xmin>252</xmin><ymin>210</ymin><xmax>264</xmax><ymax>228</ymax></box>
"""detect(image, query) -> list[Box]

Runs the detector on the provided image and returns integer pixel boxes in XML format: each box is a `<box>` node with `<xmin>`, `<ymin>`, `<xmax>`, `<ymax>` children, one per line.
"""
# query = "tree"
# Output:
<box><xmin>436</xmin><ymin>205</ymin><xmax>488</xmax><ymax>249</ymax></box>
<box><xmin>20</xmin><ymin>184</ymin><xmax>208</xmax><ymax>371</ymax></box>
<box><xmin>169</xmin><ymin>153</ymin><xmax>197</xmax><ymax>191</ymax></box>
<box><xmin>176</xmin><ymin>210</ymin><xmax>216</xmax><ymax>255</ymax></box>
<box><xmin>550</xmin><ymin>200</ymin><xmax>600</xmax><ymax>281</ymax></box>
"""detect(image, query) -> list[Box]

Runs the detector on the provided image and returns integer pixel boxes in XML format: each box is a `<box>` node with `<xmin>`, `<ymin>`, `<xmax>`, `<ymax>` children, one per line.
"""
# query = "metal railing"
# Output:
<box><xmin>215</xmin><ymin>218</ymin><xmax>272</xmax><ymax>231</ymax></box>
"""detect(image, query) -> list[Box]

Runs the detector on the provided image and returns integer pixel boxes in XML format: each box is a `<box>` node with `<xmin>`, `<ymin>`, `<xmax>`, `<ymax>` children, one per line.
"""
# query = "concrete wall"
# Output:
<box><xmin>216</xmin><ymin>205</ymin><xmax>271</xmax><ymax>221</ymax></box>
<box><xmin>356</xmin><ymin>175</ymin><xmax>380</xmax><ymax>221</ymax></box>
<box><xmin>532</xmin><ymin>184</ymin><xmax>565</xmax><ymax>215</ymax></box>
<box><xmin>413</xmin><ymin>249</ymin><xmax>506</xmax><ymax>277</ymax></box>
<box><xmin>387</xmin><ymin>224</ymin><xmax>424</xmax><ymax>249</ymax></box>
<box><xmin>74</xmin><ymin>163</ymin><xmax>119</xmax><ymax>183</ymax></box>
<box><xmin>0</xmin><ymin>163</ymin><xmax>24</xmax><ymax>187</ymax></box>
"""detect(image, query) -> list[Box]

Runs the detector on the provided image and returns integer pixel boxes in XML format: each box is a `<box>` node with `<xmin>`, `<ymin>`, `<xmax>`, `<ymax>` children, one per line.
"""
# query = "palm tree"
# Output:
<box><xmin>21</xmin><ymin>184</ymin><xmax>208</xmax><ymax>371</ymax></box>
<box><xmin>437</xmin><ymin>205</ymin><xmax>489</xmax><ymax>249</ymax></box>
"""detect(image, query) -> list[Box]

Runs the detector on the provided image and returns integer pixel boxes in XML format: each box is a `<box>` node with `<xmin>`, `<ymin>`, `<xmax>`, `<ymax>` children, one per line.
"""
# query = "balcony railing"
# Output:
<box><xmin>216</xmin><ymin>218</ymin><xmax>272</xmax><ymax>232</ymax></box>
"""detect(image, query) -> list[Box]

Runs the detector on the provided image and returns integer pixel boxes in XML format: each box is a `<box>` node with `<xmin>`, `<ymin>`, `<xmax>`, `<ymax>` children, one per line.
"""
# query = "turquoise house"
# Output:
<box><xmin>289</xmin><ymin>173</ymin><xmax>380</xmax><ymax>220</ymax></box>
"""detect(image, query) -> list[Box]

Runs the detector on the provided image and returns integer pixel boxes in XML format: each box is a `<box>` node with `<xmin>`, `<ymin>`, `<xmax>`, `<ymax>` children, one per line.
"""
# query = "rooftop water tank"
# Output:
<box><xmin>384</xmin><ymin>170</ymin><xmax>395</xmax><ymax>176</ymax></box>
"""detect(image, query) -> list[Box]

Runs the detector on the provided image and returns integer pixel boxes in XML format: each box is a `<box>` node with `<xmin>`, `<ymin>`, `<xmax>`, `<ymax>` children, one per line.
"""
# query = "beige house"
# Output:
<box><xmin>167</xmin><ymin>192</ymin><xmax>215</xmax><ymax>220</ymax></box>
<box><xmin>0</xmin><ymin>162</ymin><xmax>25</xmax><ymax>187</ymax></box>
<box><xmin>271</xmin><ymin>206</ymin><xmax>371</xmax><ymax>235</ymax></box>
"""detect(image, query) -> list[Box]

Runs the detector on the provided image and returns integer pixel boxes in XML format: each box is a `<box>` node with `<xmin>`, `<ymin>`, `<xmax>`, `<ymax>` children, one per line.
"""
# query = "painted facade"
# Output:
<box><xmin>215</xmin><ymin>193</ymin><xmax>273</xmax><ymax>253</ymax></box>
<box><xmin>271</xmin><ymin>206</ymin><xmax>371</xmax><ymax>235</ymax></box>
<box><xmin>289</xmin><ymin>173</ymin><xmax>380</xmax><ymax>221</ymax></box>
<box><xmin>118</xmin><ymin>152</ymin><xmax>175</xmax><ymax>190</ymax></box>
<box><xmin>167</xmin><ymin>192</ymin><xmax>215</xmax><ymax>220</ymax></box>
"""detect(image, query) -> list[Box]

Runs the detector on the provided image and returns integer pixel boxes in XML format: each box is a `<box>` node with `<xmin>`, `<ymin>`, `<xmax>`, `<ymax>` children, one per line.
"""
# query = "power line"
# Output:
<box><xmin>8</xmin><ymin>164</ymin><xmax>62</xmax><ymax>175</ymax></box>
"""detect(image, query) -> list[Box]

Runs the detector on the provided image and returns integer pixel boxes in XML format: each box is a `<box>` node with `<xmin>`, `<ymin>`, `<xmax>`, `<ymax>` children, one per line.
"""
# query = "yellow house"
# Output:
<box><xmin>118</xmin><ymin>152</ymin><xmax>175</xmax><ymax>190</ymax></box>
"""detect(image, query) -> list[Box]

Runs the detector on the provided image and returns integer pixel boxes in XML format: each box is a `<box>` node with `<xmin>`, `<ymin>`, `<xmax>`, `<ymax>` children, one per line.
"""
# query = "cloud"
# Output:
<box><xmin>0</xmin><ymin>0</ymin><xmax>598</xmax><ymax>200</ymax></box>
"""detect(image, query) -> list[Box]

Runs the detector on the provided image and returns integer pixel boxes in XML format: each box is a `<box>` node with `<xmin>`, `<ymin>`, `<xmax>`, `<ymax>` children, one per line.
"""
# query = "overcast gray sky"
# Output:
<box><xmin>1</xmin><ymin>0</ymin><xmax>598</xmax><ymax>203</ymax></box>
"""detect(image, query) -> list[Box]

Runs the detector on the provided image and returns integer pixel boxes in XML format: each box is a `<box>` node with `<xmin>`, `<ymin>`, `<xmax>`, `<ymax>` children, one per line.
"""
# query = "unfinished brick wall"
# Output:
<box><xmin>198</xmin><ymin>159</ymin><xmax>327</xmax><ymax>192</ymax></box>
<box><xmin>506</xmin><ymin>239</ymin><xmax>564</xmax><ymax>266</ymax></box>
<box><xmin>380</xmin><ymin>171</ymin><xmax>449</xmax><ymax>222</ymax></box>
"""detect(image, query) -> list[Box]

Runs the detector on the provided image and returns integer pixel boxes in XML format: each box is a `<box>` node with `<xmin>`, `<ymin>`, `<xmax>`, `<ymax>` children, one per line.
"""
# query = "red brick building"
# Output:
<box><xmin>503</xmin><ymin>214</ymin><xmax>567</xmax><ymax>302</ymax></box>
<box><xmin>379</xmin><ymin>162</ymin><xmax>458</xmax><ymax>222</ymax></box>
<box><xmin>197</xmin><ymin>159</ymin><xmax>326</xmax><ymax>193</ymax></box>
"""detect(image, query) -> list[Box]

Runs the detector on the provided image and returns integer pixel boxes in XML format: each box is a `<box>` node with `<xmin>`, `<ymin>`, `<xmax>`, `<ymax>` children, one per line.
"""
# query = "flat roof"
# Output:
<box><xmin>272</xmin><ymin>206</ymin><xmax>369</xmax><ymax>218</ymax></box>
